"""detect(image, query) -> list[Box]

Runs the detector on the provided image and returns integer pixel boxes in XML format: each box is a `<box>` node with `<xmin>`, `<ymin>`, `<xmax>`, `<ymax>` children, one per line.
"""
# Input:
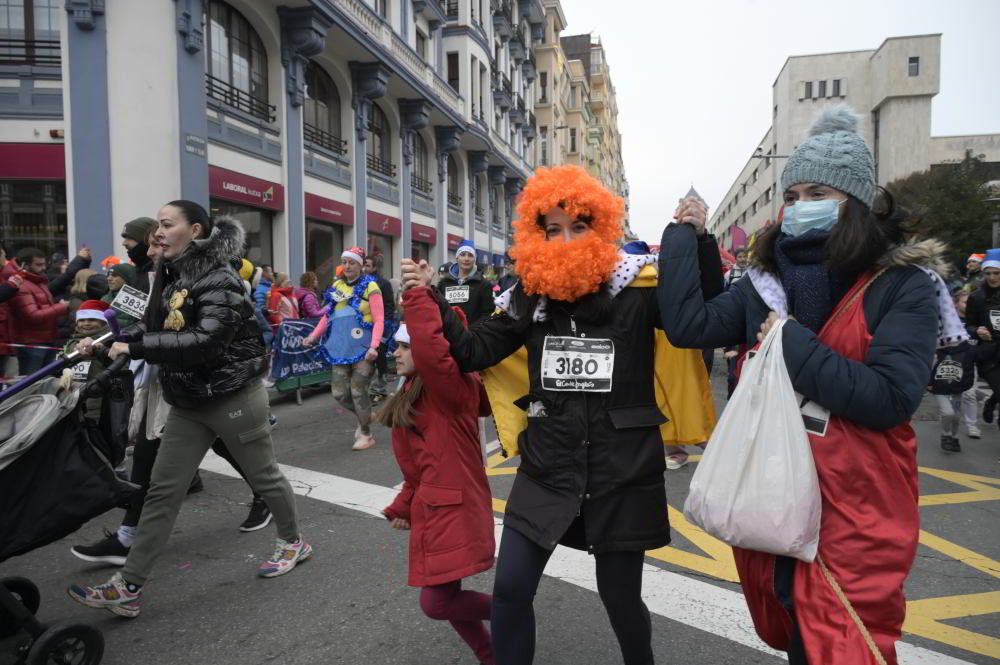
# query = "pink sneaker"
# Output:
<box><xmin>352</xmin><ymin>433</ymin><xmax>376</xmax><ymax>451</ymax></box>
<box><xmin>67</xmin><ymin>572</ymin><xmax>142</xmax><ymax>618</ymax></box>
<box><xmin>258</xmin><ymin>537</ymin><xmax>312</xmax><ymax>578</ymax></box>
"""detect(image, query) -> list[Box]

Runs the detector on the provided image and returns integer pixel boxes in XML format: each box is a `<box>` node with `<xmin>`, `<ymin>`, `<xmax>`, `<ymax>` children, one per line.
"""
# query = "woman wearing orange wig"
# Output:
<box><xmin>401</xmin><ymin>165</ymin><xmax>723</xmax><ymax>665</ymax></box>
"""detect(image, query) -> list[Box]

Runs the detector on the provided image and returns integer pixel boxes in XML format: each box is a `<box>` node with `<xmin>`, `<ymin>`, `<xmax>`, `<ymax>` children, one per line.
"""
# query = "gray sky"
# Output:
<box><xmin>559</xmin><ymin>0</ymin><xmax>1000</xmax><ymax>244</ymax></box>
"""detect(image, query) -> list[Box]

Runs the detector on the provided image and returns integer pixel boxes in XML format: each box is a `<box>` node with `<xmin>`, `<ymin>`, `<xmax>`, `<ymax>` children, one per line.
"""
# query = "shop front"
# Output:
<box><xmin>446</xmin><ymin>233</ymin><xmax>462</xmax><ymax>263</ymax></box>
<box><xmin>0</xmin><ymin>143</ymin><xmax>67</xmax><ymax>259</ymax></box>
<box><xmin>208</xmin><ymin>165</ymin><xmax>284</xmax><ymax>267</ymax></box>
<box><xmin>305</xmin><ymin>192</ymin><xmax>351</xmax><ymax>287</ymax></box>
<box><xmin>366</xmin><ymin>210</ymin><xmax>401</xmax><ymax>279</ymax></box>
<box><xmin>411</xmin><ymin>222</ymin><xmax>437</xmax><ymax>265</ymax></box>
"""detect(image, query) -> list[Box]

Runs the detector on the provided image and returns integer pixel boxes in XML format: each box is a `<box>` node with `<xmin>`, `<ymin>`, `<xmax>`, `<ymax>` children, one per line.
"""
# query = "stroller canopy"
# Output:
<box><xmin>0</xmin><ymin>379</ymin><xmax>79</xmax><ymax>472</ymax></box>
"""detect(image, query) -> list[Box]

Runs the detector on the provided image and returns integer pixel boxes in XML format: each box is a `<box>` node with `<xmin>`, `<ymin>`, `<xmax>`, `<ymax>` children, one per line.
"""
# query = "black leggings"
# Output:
<box><xmin>774</xmin><ymin>556</ymin><xmax>808</xmax><ymax>665</ymax></box>
<box><xmin>491</xmin><ymin>526</ymin><xmax>653</xmax><ymax>665</ymax></box>
<box><xmin>122</xmin><ymin>418</ymin><xmax>258</xmax><ymax>527</ymax></box>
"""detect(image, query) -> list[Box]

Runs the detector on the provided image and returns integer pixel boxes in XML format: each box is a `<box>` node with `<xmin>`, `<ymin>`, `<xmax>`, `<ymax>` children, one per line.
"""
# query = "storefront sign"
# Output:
<box><xmin>305</xmin><ymin>193</ymin><xmax>353</xmax><ymax>226</ymax></box>
<box><xmin>366</xmin><ymin>211</ymin><xmax>402</xmax><ymax>237</ymax></box>
<box><xmin>412</xmin><ymin>222</ymin><xmax>437</xmax><ymax>245</ymax></box>
<box><xmin>209</xmin><ymin>165</ymin><xmax>284</xmax><ymax>211</ymax></box>
<box><xmin>184</xmin><ymin>134</ymin><xmax>207</xmax><ymax>158</ymax></box>
<box><xmin>447</xmin><ymin>234</ymin><xmax>463</xmax><ymax>250</ymax></box>
<box><xmin>0</xmin><ymin>143</ymin><xmax>65</xmax><ymax>180</ymax></box>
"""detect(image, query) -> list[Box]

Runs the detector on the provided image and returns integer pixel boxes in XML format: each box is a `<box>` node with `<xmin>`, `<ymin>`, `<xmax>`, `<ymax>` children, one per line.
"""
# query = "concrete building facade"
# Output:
<box><xmin>0</xmin><ymin>0</ymin><xmax>550</xmax><ymax>283</ymax></box>
<box><xmin>708</xmin><ymin>34</ymin><xmax>1000</xmax><ymax>249</ymax></box>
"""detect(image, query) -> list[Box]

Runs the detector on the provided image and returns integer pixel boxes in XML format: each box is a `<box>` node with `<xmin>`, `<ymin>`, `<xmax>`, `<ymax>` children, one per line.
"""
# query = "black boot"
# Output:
<box><xmin>984</xmin><ymin>395</ymin><xmax>997</xmax><ymax>424</ymax></box>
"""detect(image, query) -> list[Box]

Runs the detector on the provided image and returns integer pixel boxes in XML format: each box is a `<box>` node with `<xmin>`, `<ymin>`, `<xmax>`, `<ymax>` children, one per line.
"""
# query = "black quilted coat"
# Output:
<box><xmin>123</xmin><ymin>217</ymin><xmax>266</xmax><ymax>409</ymax></box>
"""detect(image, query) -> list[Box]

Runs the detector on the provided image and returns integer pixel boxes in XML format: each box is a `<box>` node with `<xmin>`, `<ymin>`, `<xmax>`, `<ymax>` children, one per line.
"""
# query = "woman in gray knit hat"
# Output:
<box><xmin>657</xmin><ymin>105</ymin><xmax>965</xmax><ymax>665</ymax></box>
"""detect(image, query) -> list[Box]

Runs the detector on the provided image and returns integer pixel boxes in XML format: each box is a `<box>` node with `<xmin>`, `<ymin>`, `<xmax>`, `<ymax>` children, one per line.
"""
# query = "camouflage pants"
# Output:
<box><xmin>331</xmin><ymin>359</ymin><xmax>375</xmax><ymax>435</ymax></box>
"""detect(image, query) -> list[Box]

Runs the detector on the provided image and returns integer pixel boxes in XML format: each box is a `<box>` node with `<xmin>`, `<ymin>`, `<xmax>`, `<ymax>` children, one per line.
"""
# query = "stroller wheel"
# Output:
<box><xmin>26</xmin><ymin>621</ymin><xmax>104</xmax><ymax>665</ymax></box>
<box><xmin>0</xmin><ymin>576</ymin><xmax>40</xmax><ymax>638</ymax></box>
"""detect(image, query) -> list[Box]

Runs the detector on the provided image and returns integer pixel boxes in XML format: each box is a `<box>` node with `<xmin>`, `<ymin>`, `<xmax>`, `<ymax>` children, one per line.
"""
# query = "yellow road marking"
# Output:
<box><xmin>919</xmin><ymin>530</ymin><xmax>1000</xmax><ymax>580</ymax></box>
<box><xmin>918</xmin><ymin>467</ymin><xmax>1000</xmax><ymax>507</ymax></box>
<box><xmin>904</xmin><ymin>592</ymin><xmax>1000</xmax><ymax>659</ymax></box>
<box><xmin>646</xmin><ymin>506</ymin><xmax>739</xmax><ymax>582</ymax></box>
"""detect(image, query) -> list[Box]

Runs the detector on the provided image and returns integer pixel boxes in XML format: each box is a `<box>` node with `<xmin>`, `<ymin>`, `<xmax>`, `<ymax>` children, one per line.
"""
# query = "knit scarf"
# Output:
<box><xmin>773</xmin><ymin>230</ymin><xmax>850</xmax><ymax>333</ymax></box>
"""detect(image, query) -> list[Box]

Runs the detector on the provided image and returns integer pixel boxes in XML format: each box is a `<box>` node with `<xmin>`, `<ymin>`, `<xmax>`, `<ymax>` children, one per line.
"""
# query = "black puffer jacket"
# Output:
<box><xmin>964</xmin><ymin>283</ymin><xmax>1000</xmax><ymax>372</ymax></box>
<box><xmin>123</xmin><ymin>217</ymin><xmax>265</xmax><ymax>409</ymax></box>
<box><xmin>658</xmin><ymin>224</ymin><xmax>940</xmax><ymax>431</ymax></box>
<box><xmin>437</xmin><ymin>267</ymin><xmax>496</xmax><ymax>326</ymax></box>
<box><xmin>435</xmin><ymin>261</ymin><xmax>722</xmax><ymax>554</ymax></box>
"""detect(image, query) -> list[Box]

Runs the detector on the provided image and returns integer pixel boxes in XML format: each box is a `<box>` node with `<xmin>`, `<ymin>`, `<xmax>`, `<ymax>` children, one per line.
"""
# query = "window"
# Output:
<box><xmin>447</xmin><ymin>52</ymin><xmax>459</xmax><ymax>91</ymax></box>
<box><xmin>752</xmin><ymin>168</ymin><xmax>758</xmax><ymax>183</ymax></box>
<box><xmin>447</xmin><ymin>154</ymin><xmax>462</xmax><ymax>208</ymax></box>
<box><xmin>0</xmin><ymin>0</ymin><xmax>60</xmax><ymax>65</ymax></box>
<box><xmin>570</xmin><ymin>128</ymin><xmax>577</xmax><ymax>153</ymax></box>
<box><xmin>803</xmin><ymin>81</ymin><xmax>813</xmax><ymax>99</ymax></box>
<box><xmin>832</xmin><ymin>79</ymin><xmax>841</xmax><ymax>97</ymax></box>
<box><xmin>205</xmin><ymin>1</ymin><xmax>271</xmax><ymax>121</ymax></box>
<box><xmin>908</xmin><ymin>56</ymin><xmax>919</xmax><ymax>77</ymax></box>
<box><xmin>570</xmin><ymin>85</ymin><xmax>577</xmax><ymax>108</ymax></box>
<box><xmin>539</xmin><ymin>71</ymin><xmax>548</xmax><ymax>102</ymax></box>
<box><xmin>374</xmin><ymin>0</ymin><xmax>387</xmax><ymax>19</ymax></box>
<box><xmin>416</xmin><ymin>30</ymin><xmax>427</xmax><ymax>60</ymax></box>
<box><xmin>540</xmin><ymin>126</ymin><xmax>548</xmax><ymax>165</ymax></box>
<box><xmin>0</xmin><ymin>181</ymin><xmax>67</xmax><ymax>259</ymax></box>
<box><xmin>412</xmin><ymin>133</ymin><xmax>431</xmax><ymax>194</ymax></box>
<box><xmin>751</xmin><ymin>201</ymin><xmax>757</xmax><ymax>215</ymax></box>
<box><xmin>818</xmin><ymin>80</ymin><xmax>827</xmax><ymax>98</ymax></box>
<box><xmin>367</xmin><ymin>102</ymin><xmax>394</xmax><ymax>177</ymax></box>
<box><xmin>303</xmin><ymin>61</ymin><xmax>343</xmax><ymax>153</ymax></box>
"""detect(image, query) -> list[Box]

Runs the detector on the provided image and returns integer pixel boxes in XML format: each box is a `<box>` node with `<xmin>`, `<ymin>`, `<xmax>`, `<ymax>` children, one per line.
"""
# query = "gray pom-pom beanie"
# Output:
<box><xmin>780</xmin><ymin>104</ymin><xmax>876</xmax><ymax>208</ymax></box>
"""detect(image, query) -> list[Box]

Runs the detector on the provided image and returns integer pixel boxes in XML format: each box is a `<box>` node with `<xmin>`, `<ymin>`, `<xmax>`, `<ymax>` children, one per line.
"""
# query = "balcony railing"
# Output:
<box><xmin>445</xmin><ymin>0</ymin><xmax>458</xmax><ymax>18</ymax></box>
<box><xmin>411</xmin><ymin>173</ymin><xmax>433</xmax><ymax>194</ymax></box>
<box><xmin>304</xmin><ymin>123</ymin><xmax>347</xmax><ymax>155</ymax></box>
<box><xmin>0</xmin><ymin>38</ymin><xmax>61</xmax><ymax>67</ymax></box>
<box><xmin>206</xmin><ymin>74</ymin><xmax>275</xmax><ymax>122</ymax></box>
<box><xmin>367</xmin><ymin>154</ymin><xmax>397</xmax><ymax>178</ymax></box>
<box><xmin>475</xmin><ymin>205</ymin><xmax>486</xmax><ymax>219</ymax></box>
<box><xmin>448</xmin><ymin>192</ymin><xmax>463</xmax><ymax>208</ymax></box>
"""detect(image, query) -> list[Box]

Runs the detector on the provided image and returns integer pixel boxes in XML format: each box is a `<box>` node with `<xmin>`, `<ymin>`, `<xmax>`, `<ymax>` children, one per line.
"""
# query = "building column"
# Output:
<box><xmin>487</xmin><ymin>165</ymin><xmax>506</xmax><ymax>261</ymax></box>
<box><xmin>174</xmin><ymin>0</ymin><xmax>209</xmax><ymax>206</ymax></box>
<box><xmin>468</xmin><ymin>151</ymin><xmax>489</xmax><ymax>239</ymax></box>
<box><xmin>62</xmin><ymin>1</ymin><xmax>113</xmax><ymax>259</ymax></box>
<box><xmin>398</xmin><ymin>99</ymin><xmax>430</xmax><ymax>260</ymax></box>
<box><xmin>504</xmin><ymin>176</ymin><xmax>523</xmax><ymax>253</ymax></box>
<box><xmin>349</xmin><ymin>62</ymin><xmax>391</xmax><ymax>253</ymax></box>
<box><xmin>279</xmin><ymin>7</ymin><xmax>332</xmax><ymax>278</ymax></box>
<box><xmin>434</xmin><ymin>126</ymin><xmax>462</xmax><ymax>267</ymax></box>
<box><xmin>434</xmin><ymin>21</ymin><xmax>445</xmax><ymax>76</ymax></box>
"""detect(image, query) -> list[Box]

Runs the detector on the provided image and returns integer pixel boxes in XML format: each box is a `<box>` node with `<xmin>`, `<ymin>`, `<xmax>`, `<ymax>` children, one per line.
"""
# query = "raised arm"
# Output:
<box><xmin>403</xmin><ymin>286</ymin><xmax>474</xmax><ymax>410</ymax></box>
<box><xmin>657</xmin><ymin>223</ymin><xmax>749</xmax><ymax>350</ymax></box>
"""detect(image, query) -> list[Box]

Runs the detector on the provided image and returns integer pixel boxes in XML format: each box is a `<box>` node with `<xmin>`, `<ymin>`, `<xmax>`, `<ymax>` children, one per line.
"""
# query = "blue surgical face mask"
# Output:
<box><xmin>781</xmin><ymin>199</ymin><xmax>843</xmax><ymax>237</ymax></box>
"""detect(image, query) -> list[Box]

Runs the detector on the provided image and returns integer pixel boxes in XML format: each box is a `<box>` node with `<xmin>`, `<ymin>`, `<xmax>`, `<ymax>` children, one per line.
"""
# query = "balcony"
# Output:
<box><xmin>206</xmin><ymin>74</ymin><xmax>276</xmax><ymax>123</ymax></box>
<box><xmin>521</xmin><ymin>56</ymin><xmax>537</xmax><ymax>83</ymax></box>
<box><xmin>413</xmin><ymin>0</ymin><xmax>448</xmax><ymax>23</ymax></box>
<box><xmin>492</xmin><ymin>12</ymin><xmax>513</xmax><ymax>41</ymax></box>
<box><xmin>492</xmin><ymin>72</ymin><xmax>512</xmax><ymax>111</ymax></box>
<box><xmin>304</xmin><ymin>123</ymin><xmax>347</xmax><ymax>156</ymax></box>
<box><xmin>590</xmin><ymin>90</ymin><xmax>606</xmax><ymax>110</ymax></box>
<box><xmin>446</xmin><ymin>0</ymin><xmax>458</xmax><ymax>19</ymax></box>
<box><xmin>411</xmin><ymin>173</ymin><xmax>433</xmax><ymax>195</ymax></box>
<box><xmin>367</xmin><ymin>154</ymin><xmax>397</xmax><ymax>178</ymax></box>
<box><xmin>448</xmin><ymin>192</ymin><xmax>463</xmax><ymax>209</ymax></box>
<box><xmin>508</xmin><ymin>35</ymin><xmax>526</xmax><ymax>63</ymax></box>
<box><xmin>475</xmin><ymin>205</ymin><xmax>486</xmax><ymax>220</ymax></box>
<box><xmin>0</xmin><ymin>38</ymin><xmax>61</xmax><ymax>67</ymax></box>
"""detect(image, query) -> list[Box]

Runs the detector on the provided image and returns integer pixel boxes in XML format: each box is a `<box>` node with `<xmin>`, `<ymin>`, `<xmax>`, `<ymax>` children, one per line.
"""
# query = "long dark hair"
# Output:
<box><xmin>165</xmin><ymin>199</ymin><xmax>213</xmax><ymax>239</ymax></box>
<box><xmin>375</xmin><ymin>375</ymin><xmax>423</xmax><ymax>429</ymax></box>
<box><xmin>754</xmin><ymin>187</ymin><xmax>915</xmax><ymax>277</ymax></box>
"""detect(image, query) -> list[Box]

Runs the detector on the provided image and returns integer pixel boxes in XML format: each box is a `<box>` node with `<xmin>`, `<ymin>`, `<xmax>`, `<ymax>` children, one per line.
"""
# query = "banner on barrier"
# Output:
<box><xmin>270</xmin><ymin>318</ymin><xmax>331</xmax><ymax>380</ymax></box>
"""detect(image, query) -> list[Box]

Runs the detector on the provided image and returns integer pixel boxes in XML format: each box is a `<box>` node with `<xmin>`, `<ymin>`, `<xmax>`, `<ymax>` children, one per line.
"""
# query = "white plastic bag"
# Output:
<box><xmin>683</xmin><ymin>319</ymin><xmax>822</xmax><ymax>562</ymax></box>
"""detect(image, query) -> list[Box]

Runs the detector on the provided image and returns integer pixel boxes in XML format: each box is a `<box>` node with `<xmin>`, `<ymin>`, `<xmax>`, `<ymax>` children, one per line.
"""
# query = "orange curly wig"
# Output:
<box><xmin>509</xmin><ymin>165</ymin><xmax>625</xmax><ymax>302</ymax></box>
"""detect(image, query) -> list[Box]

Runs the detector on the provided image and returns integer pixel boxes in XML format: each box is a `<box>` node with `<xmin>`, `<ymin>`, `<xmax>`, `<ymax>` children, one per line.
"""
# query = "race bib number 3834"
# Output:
<box><xmin>541</xmin><ymin>336</ymin><xmax>614</xmax><ymax>392</ymax></box>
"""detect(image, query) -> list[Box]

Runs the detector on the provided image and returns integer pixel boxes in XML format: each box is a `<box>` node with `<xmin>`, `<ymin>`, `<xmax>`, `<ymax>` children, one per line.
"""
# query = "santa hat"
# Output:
<box><xmin>342</xmin><ymin>247</ymin><xmax>365</xmax><ymax>264</ymax></box>
<box><xmin>456</xmin><ymin>239</ymin><xmax>476</xmax><ymax>258</ymax></box>
<box><xmin>77</xmin><ymin>299</ymin><xmax>110</xmax><ymax>322</ymax></box>
<box><xmin>394</xmin><ymin>323</ymin><xmax>410</xmax><ymax>345</ymax></box>
<box><xmin>968</xmin><ymin>253</ymin><xmax>986</xmax><ymax>264</ymax></box>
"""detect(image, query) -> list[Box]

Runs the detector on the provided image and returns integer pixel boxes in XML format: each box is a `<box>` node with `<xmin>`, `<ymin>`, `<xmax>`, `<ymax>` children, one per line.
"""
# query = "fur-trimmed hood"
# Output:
<box><xmin>167</xmin><ymin>216</ymin><xmax>246</xmax><ymax>280</ymax></box>
<box><xmin>875</xmin><ymin>237</ymin><xmax>951</xmax><ymax>278</ymax></box>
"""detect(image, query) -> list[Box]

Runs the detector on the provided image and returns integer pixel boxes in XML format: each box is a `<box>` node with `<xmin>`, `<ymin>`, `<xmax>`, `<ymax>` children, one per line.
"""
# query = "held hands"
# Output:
<box><xmin>756</xmin><ymin>311</ymin><xmax>782</xmax><ymax>343</ymax></box>
<box><xmin>400</xmin><ymin>259</ymin><xmax>434</xmax><ymax>291</ymax></box>
<box><xmin>674</xmin><ymin>196</ymin><xmax>708</xmax><ymax>236</ymax></box>
<box><xmin>977</xmin><ymin>327</ymin><xmax>993</xmax><ymax>342</ymax></box>
<box><xmin>723</xmin><ymin>350</ymin><xmax>739</xmax><ymax>360</ymax></box>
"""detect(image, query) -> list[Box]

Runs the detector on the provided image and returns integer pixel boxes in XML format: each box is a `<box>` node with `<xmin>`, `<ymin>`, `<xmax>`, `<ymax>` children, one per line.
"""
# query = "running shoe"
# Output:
<box><xmin>352</xmin><ymin>433</ymin><xmax>376</xmax><ymax>451</ymax></box>
<box><xmin>940</xmin><ymin>436</ymin><xmax>962</xmax><ymax>453</ymax></box>
<box><xmin>240</xmin><ymin>497</ymin><xmax>273</xmax><ymax>532</ymax></box>
<box><xmin>71</xmin><ymin>530</ymin><xmax>130</xmax><ymax>566</ymax></box>
<box><xmin>665</xmin><ymin>454</ymin><xmax>688</xmax><ymax>470</ymax></box>
<box><xmin>967</xmin><ymin>425</ymin><xmax>982</xmax><ymax>439</ymax></box>
<box><xmin>268</xmin><ymin>413</ymin><xmax>278</xmax><ymax>428</ymax></box>
<box><xmin>67</xmin><ymin>572</ymin><xmax>142</xmax><ymax>618</ymax></box>
<box><xmin>257</xmin><ymin>537</ymin><xmax>312</xmax><ymax>578</ymax></box>
<box><xmin>983</xmin><ymin>395</ymin><xmax>997</xmax><ymax>424</ymax></box>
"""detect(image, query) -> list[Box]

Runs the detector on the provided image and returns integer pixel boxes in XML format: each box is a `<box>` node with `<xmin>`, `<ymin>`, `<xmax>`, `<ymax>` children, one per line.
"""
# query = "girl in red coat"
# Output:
<box><xmin>379</xmin><ymin>284</ymin><xmax>496</xmax><ymax>665</ymax></box>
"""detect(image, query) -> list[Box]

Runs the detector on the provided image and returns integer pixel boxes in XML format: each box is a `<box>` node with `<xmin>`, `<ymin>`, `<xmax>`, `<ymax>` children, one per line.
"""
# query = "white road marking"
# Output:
<box><xmin>200</xmin><ymin>453</ymin><xmax>975</xmax><ymax>665</ymax></box>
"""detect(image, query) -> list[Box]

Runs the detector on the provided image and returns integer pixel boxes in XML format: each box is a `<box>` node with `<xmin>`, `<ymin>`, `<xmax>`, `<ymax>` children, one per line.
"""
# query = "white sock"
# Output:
<box><xmin>117</xmin><ymin>525</ymin><xmax>138</xmax><ymax>547</ymax></box>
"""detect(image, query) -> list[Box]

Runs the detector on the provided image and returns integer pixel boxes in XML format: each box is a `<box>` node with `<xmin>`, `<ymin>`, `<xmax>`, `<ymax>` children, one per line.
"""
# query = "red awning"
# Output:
<box><xmin>0</xmin><ymin>143</ymin><xmax>65</xmax><ymax>180</ymax></box>
<box><xmin>412</xmin><ymin>222</ymin><xmax>437</xmax><ymax>245</ymax></box>
<box><xmin>367</xmin><ymin>211</ymin><xmax>402</xmax><ymax>237</ymax></box>
<box><xmin>305</xmin><ymin>192</ymin><xmax>353</xmax><ymax>226</ymax></box>
<box><xmin>447</xmin><ymin>233</ymin><xmax>463</xmax><ymax>250</ymax></box>
<box><xmin>209</xmin><ymin>165</ymin><xmax>285</xmax><ymax>211</ymax></box>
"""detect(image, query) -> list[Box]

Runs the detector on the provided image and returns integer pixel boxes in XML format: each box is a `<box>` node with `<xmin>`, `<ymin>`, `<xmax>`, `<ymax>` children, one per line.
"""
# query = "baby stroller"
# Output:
<box><xmin>0</xmin><ymin>315</ymin><xmax>137</xmax><ymax>664</ymax></box>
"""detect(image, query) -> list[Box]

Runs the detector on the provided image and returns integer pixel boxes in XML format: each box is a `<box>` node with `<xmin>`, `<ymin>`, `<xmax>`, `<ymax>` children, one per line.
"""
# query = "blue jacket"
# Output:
<box><xmin>253</xmin><ymin>279</ymin><xmax>272</xmax><ymax>312</ymax></box>
<box><xmin>657</xmin><ymin>224</ymin><xmax>939</xmax><ymax>431</ymax></box>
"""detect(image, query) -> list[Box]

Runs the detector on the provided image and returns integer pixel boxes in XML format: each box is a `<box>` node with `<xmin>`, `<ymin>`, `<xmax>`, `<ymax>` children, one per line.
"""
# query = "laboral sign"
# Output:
<box><xmin>209</xmin><ymin>165</ymin><xmax>285</xmax><ymax>211</ymax></box>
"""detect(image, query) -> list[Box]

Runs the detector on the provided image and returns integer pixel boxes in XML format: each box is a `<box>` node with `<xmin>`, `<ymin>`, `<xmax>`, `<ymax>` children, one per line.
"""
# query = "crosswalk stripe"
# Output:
<box><xmin>199</xmin><ymin>452</ymin><xmax>976</xmax><ymax>664</ymax></box>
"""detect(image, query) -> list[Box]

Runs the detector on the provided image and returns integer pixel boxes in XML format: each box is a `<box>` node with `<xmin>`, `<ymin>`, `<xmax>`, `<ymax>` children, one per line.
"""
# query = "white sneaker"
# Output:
<box><xmin>967</xmin><ymin>425</ymin><xmax>982</xmax><ymax>439</ymax></box>
<box><xmin>352</xmin><ymin>433</ymin><xmax>376</xmax><ymax>451</ymax></box>
<box><xmin>665</xmin><ymin>454</ymin><xmax>688</xmax><ymax>470</ymax></box>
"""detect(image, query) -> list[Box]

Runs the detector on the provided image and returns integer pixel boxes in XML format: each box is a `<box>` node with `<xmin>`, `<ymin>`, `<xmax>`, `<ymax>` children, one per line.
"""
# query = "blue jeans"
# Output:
<box><xmin>16</xmin><ymin>347</ymin><xmax>57</xmax><ymax>376</ymax></box>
